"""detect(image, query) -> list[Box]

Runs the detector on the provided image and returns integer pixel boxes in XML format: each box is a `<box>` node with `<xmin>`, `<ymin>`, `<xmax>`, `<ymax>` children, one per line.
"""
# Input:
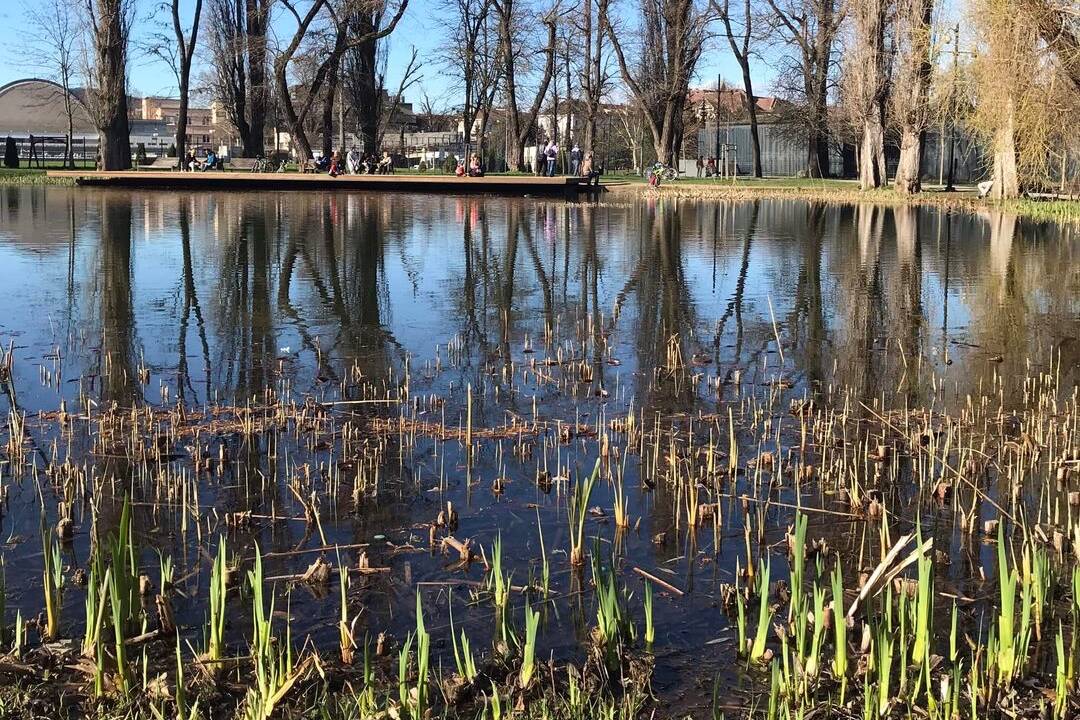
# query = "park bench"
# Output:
<box><xmin>227</xmin><ymin>157</ymin><xmax>258</xmax><ymax>171</ymax></box>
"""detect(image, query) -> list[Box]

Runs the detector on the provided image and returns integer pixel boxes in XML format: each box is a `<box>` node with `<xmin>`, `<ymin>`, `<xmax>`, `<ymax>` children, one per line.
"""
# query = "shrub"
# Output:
<box><xmin>4</xmin><ymin>137</ymin><xmax>19</xmax><ymax>168</ymax></box>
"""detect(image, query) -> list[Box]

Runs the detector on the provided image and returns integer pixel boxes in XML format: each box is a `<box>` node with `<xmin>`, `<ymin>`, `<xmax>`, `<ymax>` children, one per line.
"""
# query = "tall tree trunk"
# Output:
<box><xmin>892</xmin><ymin>0</ymin><xmax>933</xmax><ymax>194</ymax></box>
<box><xmin>854</xmin><ymin>0</ymin><xmax>888</xmax><ymax>190</ymax></box>
<box><xmin>345</xmin><ymin>9</ymin><xmax>382</xmax><ymax>156</ymax></box>
<box><xmin>176</xmin><ymin>81</ymin><xmax>191</xmax><ymax>164</ymax></box>
<box><xmin>581</xmin><ymin>0</ymin><xmax>596</xmax><ymax>152</ymax></box>
<box><xmin>321</xmin><ymin>60</ymin><xmax>340</xmax><ymax>158</ymax></box>
<box><xmin>806</xmin><ymin>84</ymin><xmax>830</xmax><ymax>178</ymax></box>
<box><xmin>742</xmin><ymin>68</ymin><xmax>762</xmax><ymax>177</ymax></box>
<box><xmin>245</xmin><ymin>0</ymin><xmax>268</xmax><ymax>157</ymax></box>
<box><xmin>859</xmin><ymin>112</ymin><xmax>885</xmax><ymax>189</ymax></box>
<box><xmin>495</xmin><ymin>0</ymin><xmax>556</xmax><ymax>171</ymax></box>
<box><xmin>807</xmin><ymin>50</ymin><xmax>831</xmax><ymax>177</ymax></box>
<box><xmin>894</xmin><ymin>129</ymin><xmax>923</xmax><ymax>193</ymax></box>
<box><xmin>91</xmin><ymin>0</ymin><xmax>132</xmax><ymax>170</ymax></box>
<box><xmin>65</xmin><ymin>101</ymin><xmax>75</xmax><ymax>169</ymax></box>
<box><xmin>173</xmin><ymin>0</ymin><xmax>203</xmax><ymax>166</ymax></box>
<box><xmin>716</xmin><ymin>0</ymin><xmax>762</xmax><ymax>176</ymax></box>
<box><xmin>495</xmin><ymin>0</ymin><xmax>520</xmax><ymax>168</ymax></box>
<box><xmin>274</xmin><ymin>0</ymin><xmax>330</xmax><ymax>163</ymax></box>
<box><xmin>991</xmin><ymin>98</ymin><xmax>1019</xmax><ymax>199</ymax></box>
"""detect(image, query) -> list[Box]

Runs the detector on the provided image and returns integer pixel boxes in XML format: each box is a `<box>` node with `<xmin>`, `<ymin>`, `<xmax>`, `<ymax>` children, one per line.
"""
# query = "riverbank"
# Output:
<box><xmin>603</xmin><ymin>175</ymin><xmax>1080</xmax><ymax>223</ymax></box>
<box><xmin>5</xmin><ymin>168</ymin><xmax>1078</xmax><ymax>223</ymax></box>
<box><xmin>0</xmin><ymin>168</ymin><xmax>78</xmax><ymax>185</ymax></box>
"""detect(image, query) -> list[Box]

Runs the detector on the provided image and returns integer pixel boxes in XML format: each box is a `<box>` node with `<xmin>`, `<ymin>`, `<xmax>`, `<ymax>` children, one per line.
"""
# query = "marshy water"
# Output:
<box><xmin>0</xmin><ymin>186</ymin><xmax>1077</xmax><ymax>718</ymax></box>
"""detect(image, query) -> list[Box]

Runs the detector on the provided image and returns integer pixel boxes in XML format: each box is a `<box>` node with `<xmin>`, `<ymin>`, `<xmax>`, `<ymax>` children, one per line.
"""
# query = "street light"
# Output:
<box><xmin>943</xmin><ymin>23</ymin><xmax>976</xmax><ymax>192</ymax></box>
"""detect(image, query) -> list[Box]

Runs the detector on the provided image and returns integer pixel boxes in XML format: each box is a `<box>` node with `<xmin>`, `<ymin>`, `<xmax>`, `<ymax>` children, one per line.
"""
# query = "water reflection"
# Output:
<box><xmin>97</xmin><ymin>192</ymin><xmax>137</xmax><ymax>403</ymax></box>
<box><xmin>0</xmin><ymin>188</ymin><xmax>1075</xmax><ymax>415</ymax></box>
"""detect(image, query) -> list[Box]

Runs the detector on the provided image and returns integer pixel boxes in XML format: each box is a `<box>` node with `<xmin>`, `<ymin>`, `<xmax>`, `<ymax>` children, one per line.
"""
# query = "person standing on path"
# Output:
<box><xmin>546</xmin><ymin>141</ymin><xmax>558</xmax><ymax>176</ymax></box>
<box><xmin>570</xmin><ymin>143</ymin><xmax>581</xmax><ymax>175</ymax></box>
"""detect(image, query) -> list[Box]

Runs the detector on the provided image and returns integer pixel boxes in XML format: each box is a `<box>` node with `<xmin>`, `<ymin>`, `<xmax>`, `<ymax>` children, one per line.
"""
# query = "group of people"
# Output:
<box><xmin>695</xmin><ymin>156</ymin><xmax>720</xmax><ymax>177</ymax></box>
<box><xmin>455</xmin><ymin>153</ymin><xmax>486</xmax><ymax>177</ymax></box>
<box><xmin>183</xmin><ymin>148</ymin><xmax>222</xmax><ymax>171</ymax></box>
<box><xmin>320</xmin><ymin>148</ymin><xmax>394</xmax><ymax>176</ymax></box>
<box><xmin>533</xmin><ymin>141</ymin><xmax>601</xmax><ymax>184</ymax></box>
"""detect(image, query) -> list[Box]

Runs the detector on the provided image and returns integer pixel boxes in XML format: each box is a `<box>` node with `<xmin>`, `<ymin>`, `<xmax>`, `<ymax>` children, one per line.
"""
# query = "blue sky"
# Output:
<box><xmin>0</xmin><ymin>0</ymin><xmax>776</xmax><ymax>104</ymax></box>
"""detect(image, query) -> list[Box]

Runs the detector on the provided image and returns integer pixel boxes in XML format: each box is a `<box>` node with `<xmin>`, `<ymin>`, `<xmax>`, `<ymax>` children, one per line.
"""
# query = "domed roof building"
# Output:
<box><xmin>0</xmin><ymin>78</ymin><xmax>97</xmax><ymax>138</ymax></box>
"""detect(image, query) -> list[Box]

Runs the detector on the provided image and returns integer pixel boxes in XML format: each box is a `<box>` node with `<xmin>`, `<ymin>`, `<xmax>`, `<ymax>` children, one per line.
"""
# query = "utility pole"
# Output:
<box><xmin>946</xmin><ymin>23</ymin><xmax>959</xmax><ymax>192</ymax></box>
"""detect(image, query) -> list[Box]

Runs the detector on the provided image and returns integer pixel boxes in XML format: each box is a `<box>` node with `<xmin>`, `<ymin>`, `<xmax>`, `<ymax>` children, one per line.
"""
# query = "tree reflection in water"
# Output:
<box><xmin>0</xmin><ymin>188</ymin><xmax>1070</xmax><ymax>414</ymax></box>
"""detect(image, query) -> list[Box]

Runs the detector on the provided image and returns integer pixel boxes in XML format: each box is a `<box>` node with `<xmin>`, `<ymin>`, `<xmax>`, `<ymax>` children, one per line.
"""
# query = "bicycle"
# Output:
<box><xmin>251</xmin><ymin>156</ymin><xmax>271</xmax><ymax>172</ymax></box>
<box><xmin>647</xmin><ymin>162</ymin><xmax>679</xmax><ymax>186</ymax></box>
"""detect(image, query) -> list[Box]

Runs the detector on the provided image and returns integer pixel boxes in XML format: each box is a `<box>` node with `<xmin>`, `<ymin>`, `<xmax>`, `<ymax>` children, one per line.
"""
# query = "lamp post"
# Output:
<box><xmin>945</xmin><ymin>23</ymin><xmax>959</xmax><ymax>192</ymax></box>
<box><xmin>944</xmin><ymin>24</ymin><xmax>975</xmax><ymax>192</ymax></box>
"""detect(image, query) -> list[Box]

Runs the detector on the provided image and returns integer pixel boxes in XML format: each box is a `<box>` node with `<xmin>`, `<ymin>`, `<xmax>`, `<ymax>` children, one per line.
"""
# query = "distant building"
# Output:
<box><xmin>0</xmin><ymin>78</ymin><xmax>221</xmax><ymax>162</ymax></box>
<box><xmin>686</xmin><ymin>87</ymin><xmax>787</xmax><ymax>122</ymax></box>
<box><xmin>132</xmin><ymin>97</ymin><xmax>215</xmax><ymax>150</ymax></box>
<box><xmin>0</xmin><ymin>78</ymin><xmax>99</xmax><ymax>163</ymax></box>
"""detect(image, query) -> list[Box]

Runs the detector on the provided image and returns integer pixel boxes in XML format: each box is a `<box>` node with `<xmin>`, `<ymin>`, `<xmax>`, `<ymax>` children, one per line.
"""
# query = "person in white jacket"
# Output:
<box><xmin>346</xmin><ymin>147</ymin><xmax>360</xmax><ymax>175</ymax></box>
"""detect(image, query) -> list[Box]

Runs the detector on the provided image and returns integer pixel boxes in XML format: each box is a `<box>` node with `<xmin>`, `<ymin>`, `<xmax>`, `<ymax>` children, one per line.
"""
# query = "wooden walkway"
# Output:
<box><xmin>46</xmin><ymin>170</ymin><xmax>597</xmax><ymax>196</ymax></box>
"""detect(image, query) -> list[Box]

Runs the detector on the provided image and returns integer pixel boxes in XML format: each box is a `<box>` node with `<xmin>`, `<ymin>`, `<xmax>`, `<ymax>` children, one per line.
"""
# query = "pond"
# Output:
<box><xmin>0</xmin><ymin>186</ymin><xmax>1077</xmax><ymax>718</ymax></box>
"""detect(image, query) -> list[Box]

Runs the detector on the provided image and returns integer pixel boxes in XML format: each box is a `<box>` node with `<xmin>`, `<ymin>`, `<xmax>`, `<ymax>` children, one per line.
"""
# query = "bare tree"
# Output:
<box><xmin>340</xmin><ymin>13</ymin><xmax>421</xmax><ymax>155</ymax></box>
<box><xmin>341</xmin><ymin>3</ymin><xmax>386</xmax><ymax>155</ymax></box>
<box><xmin>439</xmin><ymin>0</ymin><xmax>499</xmax><ymax>163</ymax></box>
<box><xmin>846</xmin><ymin>0</ymin><xmax>892</xmax><ymax>189</ymax></box>
<box><xmin>471</xmin><ymin>10</ymin><xmax>503</xmax><ymax>152</ymax></box>
<box><xmin>245</xmin><ymin>0</ymin><xmax>271</xmax><ymax>155</ymax></box>
<box><xmin>84</xmin><ymin>0</ymin><xmax>135</xmax><ymax>169</ymax></box>
<box><xmin>766</xmin><ymin>0</ymin><xmax>843</xmax><ymax>177</ymax></box>
<box><xmin>971</xmin><ymin>0</ymin><xmax>1078</xmax><ymax>196</ymax></box>
<box><xmin>274</xmin><ymin>0</ymin><xmax>409</xmax><ymax>162</ymax></box>
<box><xmin>578</xmin><ymin>0</ymin><xmax>610</xmax><ymax>154</ymax></box>
<box><xmin>712</xmin><ymin>0</ymin><xmax>762</xmax><ymax>176</ymax></box>
<box><xmin>20</xmin><ymin>0</ymin><xmax>82</xmax><ymax>168</ymax></box>
<box><xmin>614</xmin><ymin>101</ymin><xmax>647</xmax><ymax>170</ymax></box>
<box><xmin>890</xmin><ymin>0</ymin><xmax>933</xmax><ymax>193</ymax></box>
<box><xmin>203</xmin><ymin>0</ymin><xmax>270</xmax><ymax>156</ymax></box>
<box><xmin>492</xmin><ymin>0</ymin><xmax>558</xmax><ymax>171</ymax></box>
<box><xmin>605</xmin><ymin>0</ymin><xmax>707</xmax><ymax>166</ymax></box>
<box><xmin>1025</xmin><ymin>0</ymin><xmax>1080</xmax><ymax>91</ymax></box>
<box><xmin>146</xmin><ymin>0</ymin><xmax>204</xmax><ymax>163</ymax></box>
<box><xmin>971</xmin><ymin>0</ymin><xmax>1031</xmax><ymax>197</ymax></box>
<box><xmin>377</xmin><ymin>47</ymin><xmax>423</xmax><ymax>149</ymax></box>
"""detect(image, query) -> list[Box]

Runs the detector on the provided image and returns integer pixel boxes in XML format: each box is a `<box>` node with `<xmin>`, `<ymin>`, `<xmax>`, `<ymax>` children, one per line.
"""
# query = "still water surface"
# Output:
<box><xmin>2</xmin><ymin>187</ymin><xmax>1075</xmax><ymax>411</ymax></box>
<box><xmin>0</xmin><ymin>187</ymin><xmax>1076</xmax><ymax>711</ymax></box>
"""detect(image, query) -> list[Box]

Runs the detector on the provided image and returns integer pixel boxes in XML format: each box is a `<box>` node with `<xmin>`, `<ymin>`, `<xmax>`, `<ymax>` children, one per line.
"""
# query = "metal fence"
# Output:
<box><xmin>697</xmin><ymin>122</ymin><xmax>845</xmax><ymax>177</ymax></box>
<box><xmin>696</xmin><ymin>121</ymin><xmax>988</xmax><ymax>183</ymax></box>
<box><xmin>4</xmin><ymin>135</ymin><xmax>97</xmax><ymax>168</ymax></box>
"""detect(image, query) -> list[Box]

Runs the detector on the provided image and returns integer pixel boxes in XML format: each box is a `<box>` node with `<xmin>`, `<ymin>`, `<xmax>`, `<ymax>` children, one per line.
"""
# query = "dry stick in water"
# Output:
<box><xmin>845</xmin><ymin>532</ymin><xmax>933</xmax><ymax>622</ymax></box>
<box><xmin>767</xmin><ymin>295</ymin><xmax>784</xmax><ymax>366</ymax></box>
<box><xmin>633</xmin><ymin>567</ymin><xmax>684</xmax><ymax>597</ymax></box>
